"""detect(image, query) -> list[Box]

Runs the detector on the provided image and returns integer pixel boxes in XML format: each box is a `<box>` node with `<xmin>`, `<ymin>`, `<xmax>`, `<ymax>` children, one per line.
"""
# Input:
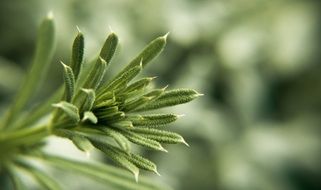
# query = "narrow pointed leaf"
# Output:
<box><xmin>99</xmin><ymin>64</ymin><xmax>142</xmax><ymax>94</ymax></box>
<box><xmin>61</xmin><ymin>62</ymin><xmax>75</xmax><ymax>102</ymax></box>
<box><xmin>94</xmin><ymin>106</ymin><xmax>118</xmax><ymax>117</ymax></box>
<box><xmin>54</xmin><ymin>129</ymin><xmax>96</xmax><ymax>151</ymax></box>
<box><xmin>111</xmin><ymin>120</ymin><xmax>133</xmax><ymax>128</ymax></box>
<box><xmin>99</xmin><ymin>111</ymin><xmax>125</xmax><ymax>123</ymax></box>
<box><xmin>2</xmin><ymin>14</ymin><xmax>56</xmax><ymax>128</ymax></box>
<box><xmin>117</xmin><ymin>129</ymin><xmax>167</xmax><ymax>152</ymax></box>
<box><xmin>136</xmin><ymin>89</ymin><xmax>202</xmax><ymax>111</ymax></box>
<box><xmin>123</xmin><ymin>77</ymin><xmax>155</xmax><ymax>94</ymax></box>
<box><xmin>122</xmin><ymin>97</ymin><xmax>151</xmax><ymax>112</ymax></box>
<box><xmin>115</xmin><ymin>34</ymin><xmax>167</xmax><ymax>79</ymax></box>
<box><xmin>80</xmin><ymin>88</ymin><xmax>95</xmax><ymax>112</ymax></box>
<box><xmin>101</xmin><ymin>127</ymin><xmax>131</xmax><ymax>153</ymax></box>
<box><xmin>71</xmin><ymin>30</ymin><xmax>84</xmax><ymax>79</ymax></box>
<box><xmin>91</xmin><ymin>141</ymin><xmax>139</xmax><ymax>180</ymax></box>
<box><xmin>82</xmin><ymin>57</ymin><xmax>107</xmax><ymax>90</ymax></box>
<box><xmin>82</xmin><ymin>111</ymin><xmax>98</xmax><ymax>124</ymax></box>
<box><xmin>130</xmin><ymin>127</ymin><xmax>188</xmax><ymax>146</ymax></box>
<box><xmin>71</xmin><ymin>135</ymin><xmax>93</xmax><ymax>152</ymax></box>
<box><xmin>130</xmin><ymin>114</ymin><xmax>179</xmax><ymax>127</ymax></box>
<box><xmin>126</xmin><ymin>153</ymin><xmax>159</xmax><ymax>175</ymax></box>
<box><xmin>99</xmin><ymin>32</ymin><xmax>119</xmax><ymax>63</ymax></box>
<box><xmin>52</xmin><ymin>101</ymin><xmax>80</xmax><ymax>123</ymax></box>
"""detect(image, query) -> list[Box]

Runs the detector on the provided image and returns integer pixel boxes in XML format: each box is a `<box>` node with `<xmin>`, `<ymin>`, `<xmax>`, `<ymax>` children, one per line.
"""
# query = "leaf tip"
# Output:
<box><xmin>134</xmin><ymin>171</ymin><xmax>139</xmax><ymax>183</ymax></box>
<box><xmin>160</xmin><ymin>146</ymin><xmax>168</xmax><ymax>153</ymax></box>
<box><xmin>47</xmin><ymin>11</ymin><xmax>54</xmax><ymax>19</ymax></box>
<box><xmin>162</xmin><ymin>85</ymin><xmax>169</xmax><ymax>91</ymax></box>
<box><xmin>196</xmin><ymin>93</ymin><xmax>204</xmax><ymax>97</ymax></box>
<box><xmin>154</xmin><ymin>169</ymin><xmax>161</xmax><ymax>176</ymax></box>
<box><xmin>98</xmin><ymin>56</ymin><xmax>107</xmax><ymax>64</ymax></box>
<box><xmin>176</xmin><ymin>114</ymin><xmax>185</xmax><ymax>118</ymax></box>
<box><xmin>60</xmin><ymin>61</ymin><xmax>67</xmax><ymax>67</ymax></box>
<box><xmin>150</xmin><ymin>76</ymin><xmax>158</xmax><ymax>80</ymax></box>
<box><xmin>76</xmin><ymin>25</ymin><xmax>82</xmax><ymax>33</ymax></box>
<box><xmin>85</xmin><ymin>151</ymin><xmax>91</xmax><ymax>158</ymax></box>
<box><xmin>162</xmin><ymin>32</ymin><xmax>170</xmax><ymax>42</ymax></box>
<box><xmin>180</xmin><ymin>137</ymin><xmax>190</xmax><ymax>147</ymax></box>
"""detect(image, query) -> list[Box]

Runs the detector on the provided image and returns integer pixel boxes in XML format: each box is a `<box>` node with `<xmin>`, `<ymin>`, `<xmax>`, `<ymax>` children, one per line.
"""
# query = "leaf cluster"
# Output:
<box><xmin>0</xmin><ymin>14</ymin><xmax>201</xmax><ymax>190</ymax></box>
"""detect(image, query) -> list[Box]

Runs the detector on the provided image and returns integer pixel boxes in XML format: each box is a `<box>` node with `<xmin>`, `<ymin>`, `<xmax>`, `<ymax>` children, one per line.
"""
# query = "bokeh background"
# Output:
<box><xmin>1</xmin><ymin>0</ymin><xmax>321</xmax><ymax>189</ymax></box>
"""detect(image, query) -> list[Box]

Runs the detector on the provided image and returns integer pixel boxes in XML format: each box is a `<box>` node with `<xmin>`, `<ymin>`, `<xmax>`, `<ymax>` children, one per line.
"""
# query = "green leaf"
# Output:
<box><xmin>122</xmin><ymin>96</ymin><xmax>151</xmax><ymax>112</ymax></box>
<box><xmin>123</xmin><ymin>77</ymin><xmax>155</xmax><ymax>94</ymax></box>
<box><xmin>82</xmin><ymin>111</ymin><xmax>98</xmax><ymax>124</ymax></box>
<box><xmin>82</xmin><ymin>57</ymin><xmax>107</xmax><ymax>90</ymax></box>
<box><xmin>71</xmin><ymin>134</ymin><xmax>93</xmax><ymax>153</ymax></box>
<box><xmin>61</xmin><ymin>62</ymin><xmax>75</xmax><ymax>102</ymax></box>
<box><xmin>101</xmin><ymin>127</ymin><xmax>131</xmax><ymax>153</ymax></box>
<box><xmin>129</xmin><ymin>113</ymin><xmax>180</xmax><ymax>127</ymax></box>
<box><xmin>91</xmin><ymin>141</ymin><xmax>140</xmax><ymax>181</ymax></box>
<box><xmin>99</xmin><ymin>32</ymin><xmax>119</xmax><ymax>63</ymax></box>
<box><xmin>41</xmin><ymin>154</ymin><xmax>165</xmax><ymax>190</ymax></box>
<box><xmin>94</xmin><ymin>96</ymin><xmax>116</xmax><ymax>108</ymax></box>
<box><xmin>10</xmin><ymin>86</ymin><xmax>64</xmax><ymax>129</ymax></box>
<box><xmin>121</xmin><ymin>87</ymin><xmax>166</xmax><ymax>112</ymax></box>
<box><xmin>136</xmin><ymin>89</ymin><xmax>202</xmax><ymax>111</ymax></box>
<box><xmin>15</xmin><ymin>160</ymin><xmax>61</xmax><ymax>190</ymax></box>
<box><xmin>94</xmin><ymin>106</ymin><xmax>119</xmax><ymax>117</ymax></box>
<box><xmin>1</xmin><ymin>13</ymin><xmax>56</xmax><ymax>129</ymax></box>
<box><xmin>7</xmin><ymin>164</ymin><xmax>29</xmax><ymax>190</ymax></box>
<box><xmin>117</xmin><ymin>129</ymin><xmax>168</xmax><ymax>152</ymax></box>
<box><xmin>29</xmin><ymin>169</ymin><xmax>61</xmax><ymax>190</ymax></box>
<box><xmin>114</xmin><ymin>34</ymin><xmax>168</xmax><ymax>79</ymax></box>
<box><xmin>54</xmin><ymin>129</ymin><xmax>94</xmax><ymax>154</ymax></box>
<box><xmin>111</xmin><ymin>120</ymin><xmax>133</xmax><ymax>128</ymax></box>
<box><xmin>52</xmin><ymin>101</ymin><xmax>80</xmax><ymax>123</ymax></box>
<box><xmin>71</xmin><ymin>29</ymin><xmax>84</xmax><ymax>80</ymax></box>
<box><xmin>125</xmin><ymin>153</ymin><xmax>160</xmax><ymax>175</ymax></box>
<box><xmin>130</xmin><ymin>128</ymin><xmax>189</xmax><ymax>146</ymax></box>
<box><xmin>99</xmin><ymin>64</ymin><xmax>142</xmax><ymax>95</ymax></box>
<box><xmin>77</xmin><ymin>88</ymin><xmax>96</xmax><ymax>114</ymax></box>
<box><xmin>99</xmin><ymin>111</ymin><xmax>125</xmax><ymax>123</ymax></box>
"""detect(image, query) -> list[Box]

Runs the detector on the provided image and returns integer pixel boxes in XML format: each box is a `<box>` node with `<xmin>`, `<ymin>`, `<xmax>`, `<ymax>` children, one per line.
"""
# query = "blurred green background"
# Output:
<box><xmin>1</xmin><ymin>0</ymin><xmax>321</xmax><ymax>189</ymax></box>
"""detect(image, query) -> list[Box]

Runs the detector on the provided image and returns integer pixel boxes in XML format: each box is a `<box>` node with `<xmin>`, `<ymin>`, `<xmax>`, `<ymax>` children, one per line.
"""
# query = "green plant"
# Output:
<box><xmin>0</xmin><ymin>13</ymin><xmax>201</xmax><ymax>190</ymax></box>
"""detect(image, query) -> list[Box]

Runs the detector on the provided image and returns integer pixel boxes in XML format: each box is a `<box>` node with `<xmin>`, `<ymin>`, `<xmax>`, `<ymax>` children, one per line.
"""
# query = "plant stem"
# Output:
<box><xmin>0</xmin><ymin>125</ymin><xmax>49</xmax><ymax>148</ymax></box>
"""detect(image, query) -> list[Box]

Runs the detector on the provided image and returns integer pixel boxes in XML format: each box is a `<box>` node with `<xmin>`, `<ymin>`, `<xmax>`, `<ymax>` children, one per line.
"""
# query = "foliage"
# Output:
<box><xmin>0</xmin><ymin>13</ymin><xmax>201</xmax><ymax>190</ymax></box>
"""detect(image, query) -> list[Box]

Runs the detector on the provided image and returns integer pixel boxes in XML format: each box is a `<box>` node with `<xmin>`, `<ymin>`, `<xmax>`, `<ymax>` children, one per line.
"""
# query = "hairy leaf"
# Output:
<box><xmin>101</xmin><ymin>127</ymin><xmax>131</xmax><ymax>153</ymax></box>
<box><xmin>82</xmin><ymin>57</ymin><xmax>107</xmax><ymax>90</ymax></box>
<box><xmin>99</xmin><ymin>32</ymin><xmax>119</xmax><ymax>63</ymax></box>
<box><xmin>130</xmin><ymin>114</ymin><xmax>180</xmax><ymax>127</ymax></box>
<box><xmin>114</xmin><ymin>34</ymin><xmax>168</xmax><ymax>79</ymax></box>
<box><xmin>130</xmin><ymin>128</ymin><xmax>189</xmax><ymax>146</ymax></box>
<box><xmin>117</xmin><ymin>129</ymin><xmax>167</xmax><ymax>152</ymax></box>
<box><xmin>99</xmin><ymin>64</ymin><xmax>142</xmax><ymax>95</ymax></box>
<box><xmin>52</xmin><ymin>101</ymin><xmax>80</xmax><ymax>123</ymax></box>
<box><xmin>91</xmin><ymin>141</ymin><xmax>139</xmax><ymax>181</ymax></box>
<box><xmin>136</xmin><ymin>89</ymin><xmax>202</xmax><ymax>111</ymax></box>
<box><xmin>71</xmin><ymin>29</ymin><xmax>84</xmax><ymax>80</ymax></box>
<box><xmin>61</xmin><ymin>62</ymin><xmax>75</xmax><ymax>102</ymax></box>
<box><xmin>82</xmin><ymin>111</ymin><xmax>98</xmax><ymax>124</ymax></box>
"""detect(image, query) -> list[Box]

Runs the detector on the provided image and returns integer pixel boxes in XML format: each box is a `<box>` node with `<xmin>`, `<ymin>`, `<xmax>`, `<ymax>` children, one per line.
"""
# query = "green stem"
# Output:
<box><xmin>0</xmin><ymin>125</ymin><xmax>49</xmax><ymax>148</ymax></box>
